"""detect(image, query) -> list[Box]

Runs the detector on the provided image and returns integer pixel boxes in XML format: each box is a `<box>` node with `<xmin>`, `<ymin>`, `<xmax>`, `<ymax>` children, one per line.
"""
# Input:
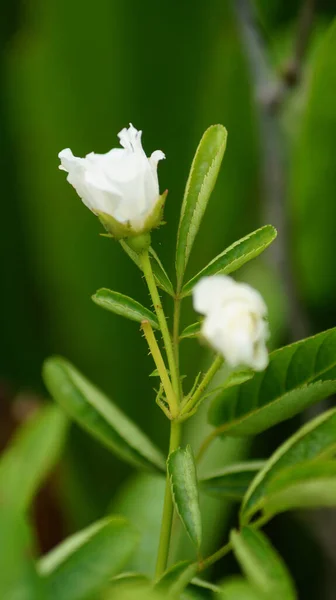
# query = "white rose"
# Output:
<box><xmin>192</xmin><ymin>275</ymin><xmax>269</xmax><ymax>371</ymax></box>
<box><xmin>58</xmin><ymin>124</ymin><xmax>165</xmax><ymax>236</ymax></box>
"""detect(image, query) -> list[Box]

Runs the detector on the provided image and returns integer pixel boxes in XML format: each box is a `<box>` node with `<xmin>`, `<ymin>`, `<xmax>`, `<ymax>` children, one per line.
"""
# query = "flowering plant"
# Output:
<box><xmin>3</xmin><ymin>124</ymin><xmax>336</xmax><ymax>600</ymax></box>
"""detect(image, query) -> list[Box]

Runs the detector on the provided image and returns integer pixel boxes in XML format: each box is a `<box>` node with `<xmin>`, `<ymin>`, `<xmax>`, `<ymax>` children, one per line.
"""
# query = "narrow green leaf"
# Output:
<box><xmin>120</xmin><ymin>241</ymin><xmax>174</xmax><ymax>296</ymax></box>
<box><xmin>242</xmin><ymin>407</ymin><xmax>336</xmax><ymax>522</ymax></box>
<box><xmin>0</xmin><ymin>405</ymin><xmax>68</xmax><ymax>512</ymax></box>
<box><xmin>39</xmin><ymin>516</ymin><xmax>138</xmax><ymax>600</ymax></box>
<box><xmin>176</xmin><ymin>124</ymin><xmax>227</xmax><ymax>287</ymax></box>
<box><xmin>231</xmin><ymin>528</ymin><xmax>296</xmax><ymax>600</ymax></box>
<box><xmin>181</xmin><ymin>225</ymin><xmax>277</xmax><ymax>297</ymax></box>
<box><xmin>0</xmin><ymin>507</ymin><xmax>44</xmax><ymax>600</ymax></box>
<box><xmin>92</xmin><ymin>288</ymin><xmax>159</xmax><ymax>328</ymax></box>
<box><xmin>219</xmin><ymin>577</ymin><xmax>262</xmax><ymax>600</ymax></box>
<box><xmin>154</xmin><ymin>560</ymin><xmax>198</xmax><ymax>596</ymax></box>
<box><xmin>168</xmin><ymin>445</ymin><xmax>202</xmax><ymax>548</ymax></box>
<box><xmin>209</xmin><ymin>328</ymin><xmax>336</xmax><ymax>436</ymax></box>
<box><xmin>43</xmin><ymin>357</ymin><xmax>165</xmax><ymax>472</ymax></box>
<box><xmin>200</xmin><ymin>461</ymin><xmax>265</xmax><ymax>500</ymax></box>
<box><xmin>180</xmin><ymin>322</ymin><xmax>202</xmax><ymax>340</ymax></box>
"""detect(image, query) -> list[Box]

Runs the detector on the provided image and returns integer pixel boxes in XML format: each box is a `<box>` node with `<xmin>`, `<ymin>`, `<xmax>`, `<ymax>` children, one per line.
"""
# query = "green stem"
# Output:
<box><xmin>196</xmin><ymin>428</ymin><xmax>219</xmax><ymax>463</ymax></box>
<box><xmin>155</xmin><ymin>420</ymin><xmax>181</xmax><ymax>577</ymax></box>
<box><xmin>198</xmin><ymin>541</ymin><xmax>232</xmax><ymax>572</ymax></box>
<box><xmin>180</xmin><ymin>355</ymin><xmax>223</xmax><ymax>417</ymax></box>
<box><xmin>140</xmin><ymin>251</ymin><xmax>180</xmax><ymax>398</ymax></box>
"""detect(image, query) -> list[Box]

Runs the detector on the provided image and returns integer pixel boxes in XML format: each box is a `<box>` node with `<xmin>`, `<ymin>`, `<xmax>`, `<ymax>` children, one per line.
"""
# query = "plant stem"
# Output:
<box><xmin>141</xmin><ymin>320</ymin><xmax>179</xmax><ymax>418</ymax></box>
<box><xmin>180</xmin><ymin>355</ymin><xmax>223</xmax><ymax>417</ymax></box>
<box><xmin>155</xmin><ymin>420</ymin><xmax>181</xmax><ymax>577</ymax></box>
<box><xmin>196</xmin><ymin>428</ymin><xmax>219</xmax><ymax>463</ymax></box>
<box><xmin>140</xmin><ymin>251</ymin><xmax>180</xmax><ymax>398</ymax></box>
<box><xmin>198</xmin><ymin>541</ymin><xmax>232</xmax><ymax>572</ymax></box>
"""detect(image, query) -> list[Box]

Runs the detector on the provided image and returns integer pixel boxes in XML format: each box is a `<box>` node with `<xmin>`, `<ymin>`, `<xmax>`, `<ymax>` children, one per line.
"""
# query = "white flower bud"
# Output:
<box><xmin>192</xmin><ymin>275</ymin><xmax>269</xmax><ymax>371</ymax></box>
<box><xmin>58</xmin><ymin>124</ymin><xmax>165</xmax><ymax>238</ymax></box>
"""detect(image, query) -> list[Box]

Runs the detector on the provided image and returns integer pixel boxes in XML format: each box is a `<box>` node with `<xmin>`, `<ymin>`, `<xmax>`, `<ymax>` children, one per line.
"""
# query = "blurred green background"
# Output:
<box><xmin>1</xmin><ymin>0</ymin><xmax>336</xmax><ymax>597</ymax></box>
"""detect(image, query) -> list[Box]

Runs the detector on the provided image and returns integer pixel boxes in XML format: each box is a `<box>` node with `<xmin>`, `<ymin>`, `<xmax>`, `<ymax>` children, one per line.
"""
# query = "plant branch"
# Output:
<box><xmin>180</xmin><ymin>355</ymin><xmax>223</xmax><ymax>418</ymax></box>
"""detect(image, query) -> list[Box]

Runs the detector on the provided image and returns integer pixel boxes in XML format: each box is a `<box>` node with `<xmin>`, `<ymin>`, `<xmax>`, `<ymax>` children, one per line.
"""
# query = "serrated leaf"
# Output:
<box><xmin>92</xmin><ymin>288</ymin><xmax>159</xmax><ymax>328</ymax></box>
<box><xmin>168</xmin><ymin>445</ymin><xmax>202</xmax><ymax>548</ymax></box>
<box><xmin>219</xmin><ymin>577</ymin><xmax>263</xmax><ymax>600</ymax></box>
<box><xmin>43</xmin><ymin>357</ymin><xmax>165</xmax><ymax>472</ymax></box>
<box><xmin>39</xmin><ymin>516</ymin><xmax>138</xmax><ymax>600</ymax></box>
<box><xmin>154</xmin><ymin>560</ymin><xmax>198</xmax><ymax>596</ymax></box>
<box><xmin>180</xmin><ymin>322</ymin><xmax>202</xmax><ymax>340</ymax></box>
<box><xmin>200</xmin><ymin>461</ymin><xmax>265</xmax><ymax>500</ymax></box>
<box><xmin>0</xmin><ymin>405</ymin><xmax>67</xmax><ymax>512</ymax></box>
<box><xmin>0</xmin><ymin>506</ymin><xmax>44</xmax><ymax>600</ymax></box>
<box><xmin>120</xmin><ymin>241</ymin><xmax>174</xmax><ymax>296</ymax></box>
<box><xmin>231</xmin><ymin>528</ymin><xmax>296</xmax><ymax>600</ymax></box>
<box><xmin>241</xmin><ymin>407</ymin><xmax>336</xmax><ymax>522</ymax></box>
<box><xmin>181</xmin><ymin>225</ymin><xmax>277</xmax><ymax>297</ymax></box>
<box><xmin>176</xmin><ymin>124</ymin><xmax>227</xmax><ymax>288</ymax></box>
<box><xmin>261</xmin><ymin>461</ymin><xmax>336</xmax><ymax>518</ymax></box>
<box><xmin>209</xmin><ymin>328</ymin><xmax>336</xmax><ymax>437</ymax></box>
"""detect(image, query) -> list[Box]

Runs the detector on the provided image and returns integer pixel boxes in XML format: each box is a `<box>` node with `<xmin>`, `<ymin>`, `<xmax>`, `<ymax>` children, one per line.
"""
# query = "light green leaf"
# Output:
<box><xmin>120</xmin><ymin>241</ymin><xmax>174</xmax><ymax>296</ymax></box>
<box><xmin>176</xmin><ymin>124</ymin><xmax>227</xmax><ymax>288</ymax></box>
<box><xmin>231</xmin><ymin>528</ymin><xmax>296</xmax><ymax>600</ymax></box>
<box><xmin>209</xmin><ymin>328</ymin><xmax>336</xmax><ymax>436</ymax></box>
<box><xmin>200</xmin><ymin>461</ymin><xmax>265</xmax><ymax>500</ymax></box>
<box><xmin>0</xmin><ymin>405</ymin><xmax>67</xmax><ymax>512</ymax></box>
<box><xmin>242</xmin><ymin>407</ymin><xmax>336</xmax><ymax>522</ymax></box>
<box><xmin>168</xmin><ymin>445</ymin><xmax>202</xmax><ymax>548</ymax></box>
<box><xmin>154</xmin><ymin>560</ymin><xmax>198</xmax><ymax>596</ymax></box>
<box><xmin>92</xmin><ymin>288</ymin><xmax>159</xmax><ymax>328</ymax></box>
<box><xmin>181</xmin><ymin>225</ymin><xmax>277</xmax><ymax>297</ymax></box>
<box><xmin>180</xmin><ymin>322</ymin><xmax>202</xmax><ymax>340</ymax></box>
<box><xmin>0</xmin><ymin>507</ymin><xmax>44</xmax><ymax>600</ymax></box>
<box><xmin>43</xmin><ymin>357</ymin><xmax>165</xmax><ymax>472</ymax></box>
<box><xmin>39</xmin><ymin>516</ymin><xmax>138</xmax><ymax>600</ymax></box>
<box><xmin>219</xmin><ymin>577</ymin><xmax>262</xmax><ymax>600</ymax></box>
<box><xmin>261</xmin><ymin>462</ymin><xmax>336</xmax><ymax>518</ymax></box>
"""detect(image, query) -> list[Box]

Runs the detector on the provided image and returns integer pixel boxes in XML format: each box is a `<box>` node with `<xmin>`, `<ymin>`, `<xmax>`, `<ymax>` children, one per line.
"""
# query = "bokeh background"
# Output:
<box><xmin>1</xmin><ymin>0</ymin><xmax>336</xmax><ymax>597</ymax></box>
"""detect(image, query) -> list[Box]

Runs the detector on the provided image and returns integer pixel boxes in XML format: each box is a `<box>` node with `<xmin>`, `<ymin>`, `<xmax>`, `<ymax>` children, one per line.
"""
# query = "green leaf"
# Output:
<box><xmin>154</xmin><ymin>560</ymin><xmax>198</xmax><ymax>596</ymax></box>
<box><xmin>181</xmin><ymin>225</ymin><xmax>277</xmax><ymax>297</ymax></box>
<box><xmin>176</xmin><ymin>124</ymin><xmax>227</xmax><ymax>288</ymax></box>
<box><xmin>168</xmin><ymin>445</ymin><xmax>202</xmax><ymax>548</ymax></box>
<box><xmin>209</xmin><ymin>328</ymin><xmax>336</xmax><ymax>437</ymax></box>
<box><xmin>0</xmin><ymin>405</ymin><xmax>67</xmax><ymax>512</ymax></box>
<box><xmin>219</xmin><ymin>577</ymin><xmax>262</xmax><ymax>600</ymax></box>
<box><xmin>230</xmin><ymin>527</ymin><xmax>296</xmax><ymax>600</ymax></box>
<box><xmin>242</xmin><ymin>407</ymin><xmax>336</xmax><ymax>522</ymax></box>
<box><xmin>120</xmin><ymin>241</ymin><xmax>174</xmax><ymax>296</ymax></box>
<box><xmin>0</xmin><ymin>506</ymin><xmax>44</xmax><ymax>600</ymax></box>
<box><xmin>43</xmin><ymin>357</ymin><xmax>165</xmax><ymax>472</ymax></box>
<box><xmin>200</xmin><ymin>461</ymin><xmax>265</xmax><ymax>501</ymax></box>
<box><xmin>262</xmin><ymin>461</ymin><xmax>336</xmax><ymax>519</ymax></box>
<box><xmin>180</xmin><ymin>322</ymin><xmax>202</xmax><ymax>340</ymax></box>
<box><xmin>92</xmin><ymin>288</ymin><xmax>159</xmax><ymax>328</ymax></box>
<box><xmin>39</xmin><ymin>516</ymin><xmax>138</xmax><ymax>600</ymax></box>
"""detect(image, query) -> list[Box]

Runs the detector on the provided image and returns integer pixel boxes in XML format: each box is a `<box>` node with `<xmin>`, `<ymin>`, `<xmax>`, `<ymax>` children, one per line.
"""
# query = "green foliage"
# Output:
<box><xmin>219</xmin><ymin>577</ymin><xmax>263</xmax><ymax>599</ymax></box>
<box><xmin>0</xmin><ymin>405</ymin><xmax>67</xmax><ymax>512</ymax></box>
<box><xmin>120</xmin><ymin>242</ymin><xmax>174</xmax><ymax>296</ymax></box>
<box><xmin>230</xmin><ymin>527</ymin><xmax>296</xmax><ymax>600</ymax></box>
<box><xmin>154</xmin><ymin>560</ymin><xmax>198</xmax><ymax>596</ymax></box>
<box><xmin>176</xmin><ymin>124</ymin><xmax>227</xmax><ymax>288</ymax></box>
<box><xmin>180</xmin><ymin>322</ymin><xmax>202</xmax><ymax>340</ymax></box>
<box><xmin>209</xmin><ymin>328</ymin><xmax>336</xmax><ymax>436</ymax></box>
<box><xmin>168</xmin><ymin>446</ymin><xmax>202</xmax><ymax>549</ymax></box>
<box><xmin>181</xmin><ymin>225</ymin><xmax>277</xmax><ymax>297</ymax></box>
<box><xmin>39</xmin><ymin>516</ymin><xmax>138</xmax><ymax>600</ymax></box>
<box><xmin>200</xmin><ymin>461</ymin><xmax>265</xmax><ymax>500</ymax></box>
<box><xmin>92</xmin><ymin>288</ymin><xmax>159</xmax><ymax>328</ymax></box>
<box><xmin>43</xmin><ymin>357</ymin><xmax>165</xmax><ymax>472</ymax></box>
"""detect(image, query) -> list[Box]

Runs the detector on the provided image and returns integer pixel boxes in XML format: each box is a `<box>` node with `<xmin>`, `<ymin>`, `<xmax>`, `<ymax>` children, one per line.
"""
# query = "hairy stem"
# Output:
<box><xmin>180</xmin><ymin>355</ymin><xmax>223</xmax><ymax>417</ymax></box>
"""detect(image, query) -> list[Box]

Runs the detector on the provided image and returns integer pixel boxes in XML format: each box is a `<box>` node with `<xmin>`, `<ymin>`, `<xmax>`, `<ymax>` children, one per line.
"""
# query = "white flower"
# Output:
<box><xmin>58</xmin><ymin>124</ymin><xmax>165</xmax><ymax>236</ymax></box>
<box><xmin>193</xmin><ymin>275</ymin><xmax>269</xmax><ymax>371</ymax></box>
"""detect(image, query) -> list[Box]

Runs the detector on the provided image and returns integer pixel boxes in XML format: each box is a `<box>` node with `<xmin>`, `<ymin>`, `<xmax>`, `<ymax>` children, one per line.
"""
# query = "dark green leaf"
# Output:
<box><xmin>200</xmin><ymin>461</ymin><xmax>264</xmax><ymax>500</ymax></box>
<box><xmin>43</xmin><ymin>357</ymin><xmax>165</xmax><ymax>472</ymax></box>
<box><xmin>154</xmin><ymin>560</ymin><xmax>198</xmax><ymax>596</ymax></box>
<box><xmin>181</xmin><ymin>225</ymin><xmax>277</xmax><ymax>297</ymax></box>
<box><xmin>209</xmin><ymin>328</ymin><xmax>336</xmax><ymax>436</ymax></box>
<box><xmin>120</xmin><ymin>241</ymin><xmax>174</xmax><ymax>296</ymax></box>
<box><xmin>176</xmin><ymin>124</ymin><xmax>227</xmax><ymax>288</ymax></box>
<box><xmin>39</xmin><ymin>516</ymin><xmax>138</xmax><ymax>600</ymax></box>
<box><xmin>0</xmin><ymin>405</ymin><xmax>67</xmax><ymax>512</ymax></box>
<box><xmin>180</xmin><ymin>322</ymin><xmax>202</xmax><ymax>340</ymax></box>
<box><xmin>231</xmin><ymin>527</ymin><xmax>296</xmax><ymax>600</ymax></box>
<box><xmin>92</xmin><ymin>288</ymin><xmax>159</xmax><ymax>328</ymax></box>
<box><xmin>242</xmin><ymin>407</ymin><xmax>336</xmax><ymax>522</ymax></box>
<box><xmin>168</xmin><ymin>445</ymin><xmax>202</xmax><ymax>548</ymax></box>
